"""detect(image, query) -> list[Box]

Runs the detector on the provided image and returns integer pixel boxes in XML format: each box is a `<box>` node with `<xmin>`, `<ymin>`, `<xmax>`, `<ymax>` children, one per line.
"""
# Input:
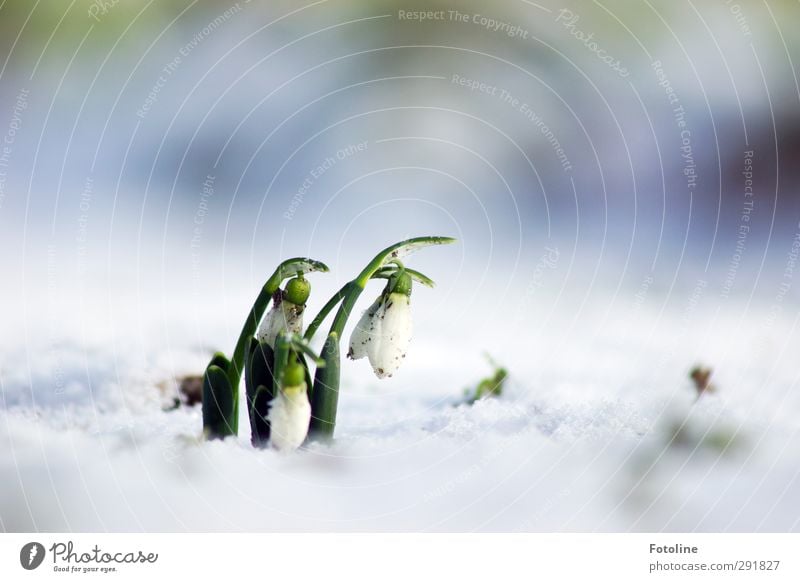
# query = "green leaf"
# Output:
<box><xmin>202</xmin><ymin>364</ymin><xmax>236</xmax><ymax>439</ymax></box>
<box><xmin>246</xmin><ymin>339</ymin><xmax>276</xmax><ymax>448</ymax></box>
<box><xmin>267</xmin><ymin>257</ymin><xmax>330</xmax><ymax>290</ymax></box>
<box><xmin>286</xmin><ymin>333</ymin><xmax>325</xmax><ymax>366</ymax></box>
<box><xmin>208</xmin><ymin>351</ymin><xmax>229</xmax><ymax>371</ymax></box>
<box><xmin>466</xmin><ymin>356</ymin><xmax>508</xmax><ymax>404</ymax></box>
<box><xmin>372</xmin><ymin>266</ymin><xmax>436</xmax><ymax>288</ymax></box>
<box><xmin>354</xmin><ymin>236</ymin><xmax>455</xmax><ymax>287</ymax></box>
<box><xmin>298</xmin><ymin>352</ymin><xmax>314</xmax><ymax>400</ymax></box>
<box><xmin>250</xmin><ymin>385</ymin><xmax>273</xmax><ymax>449</ymax></box>
<box><xmin>308</xmin><ymin>332</ymin><xmax>341</xmax><ymax>441</ymax></box>
<box><xmin>280</xmin><ymin>257</ymin><xmax>330</xmax><ymax>276</ymax></box>
<box><xmin>377</xmin><ymin>236</ymin><xmax>456</xmax><ymax>266</ymax></box>
<box><xmin>246</xmin><ymin>338</ymin><xmax>276</xmax><ymax>401</ymax></box>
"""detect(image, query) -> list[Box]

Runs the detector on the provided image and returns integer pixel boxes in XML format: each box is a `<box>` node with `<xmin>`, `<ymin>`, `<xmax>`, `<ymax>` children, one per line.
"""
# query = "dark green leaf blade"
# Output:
<box><xmin>246</xmin><ymin>339</ymin><xmax>275</xmax><ymax>448</ymax></box>
<box><xmin>202</xmin><ymin>364</ymin><xmax>235</xmax><ymax>439</ymax></box>
<box><xmin>308</xmin><ymin>332</ymin><xmax>341</xmax><ymax>441</ymax></box>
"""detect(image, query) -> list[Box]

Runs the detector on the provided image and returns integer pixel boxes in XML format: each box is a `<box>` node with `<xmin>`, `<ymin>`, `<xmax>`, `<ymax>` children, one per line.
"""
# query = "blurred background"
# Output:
<box><xmin>1</xmin><ymin>0</ymin><xmax>800</xmax><ymax>532</ymax></box>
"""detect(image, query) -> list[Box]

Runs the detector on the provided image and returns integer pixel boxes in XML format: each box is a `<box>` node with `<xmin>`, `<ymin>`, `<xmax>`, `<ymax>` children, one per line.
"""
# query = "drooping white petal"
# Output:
<box><xmin>257</xmin><ymin>300</ymin><xmax>304</xmax><ymax>347</ymax></box>
<box><xmin>267</xmin><ymin>383</ymin><xmax>311</xmax><ymax>452</ymax></box>
<box><xmin>347</xmin><ymin>296</ymin><xmax>382</xmax><ymax>361</ymax></box>
<box><xmin>368</xmin><ymin>292</ymin><xmax>412</xmax><ymax>379</ymax></box>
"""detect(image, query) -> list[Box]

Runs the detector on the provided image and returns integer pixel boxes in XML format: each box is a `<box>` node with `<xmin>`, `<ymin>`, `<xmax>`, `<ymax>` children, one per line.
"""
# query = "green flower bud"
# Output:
<box><xmin>391</xmin><ymin>271</ymin><xmax>413</xmax><ymax>297</ymax></box>
<box><xmin>282</xmin><ymin>359</ymin><xmax>305</xmax><ymax>388</ymax></box>
<box><xmin>285</xmin><ymin>274</ymin><xmax>311</xmax><ymax>305</ymax></box>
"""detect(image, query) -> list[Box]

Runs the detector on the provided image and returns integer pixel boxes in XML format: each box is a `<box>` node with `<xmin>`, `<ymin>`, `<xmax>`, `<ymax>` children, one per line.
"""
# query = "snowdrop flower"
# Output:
<box><xmin>257</xmin><ymin>275</ymin><xmax>310</xmax><ymax>347</ymax></box>
<box><xmin>267</xmin><ymin>360</ymin><xmax>311</xmax><ymax>452</ymax></box>
<box><xmin>348</xmin><ymin>272</ymin><xmax>413</xmax><ymax>378</ymax></box>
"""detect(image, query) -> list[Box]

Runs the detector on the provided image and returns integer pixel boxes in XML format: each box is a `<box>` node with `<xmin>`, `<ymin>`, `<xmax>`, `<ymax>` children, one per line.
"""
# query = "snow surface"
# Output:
<box><xmin>2</xmin><ymin>283</ymin><xmax>800</xmax><ymax>532</ymax></box>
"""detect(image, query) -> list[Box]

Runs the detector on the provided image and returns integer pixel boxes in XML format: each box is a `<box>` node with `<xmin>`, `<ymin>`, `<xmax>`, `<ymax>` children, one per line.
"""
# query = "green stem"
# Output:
<box><xmin>228</xmin><ymin>284</ymin><xmax>276</xmax><ymax>387</ymax></box>
<box><xmin>330</xmin><ymin>284</ymin><xmax>365</xmax><ymax>337</ymax></box>
<box><xmin>303</xmin><ymin>282</ymin><xmax>351</xmax><ymax>341</ymax></box>
<box><xmin>308</xmin><ymin>332</ymin><xmax>341</xmax><ymax>439</ymax></box>
<box><xmin>271</xmin><ymin>334</ymin><xmax>291</xmax><ymax>396</ymax></box>
<box><xmin>226</xmin><ymin>282</ymin><xmax>279</xmax><ymax>435</ymax></box>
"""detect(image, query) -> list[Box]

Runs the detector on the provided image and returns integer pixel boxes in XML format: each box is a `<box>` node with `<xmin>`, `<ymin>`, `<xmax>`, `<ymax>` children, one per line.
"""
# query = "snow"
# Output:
<box><xmin>2</xmin><ymin>284</ymin><xmax>799</xmax><ymax>533</ymax></box>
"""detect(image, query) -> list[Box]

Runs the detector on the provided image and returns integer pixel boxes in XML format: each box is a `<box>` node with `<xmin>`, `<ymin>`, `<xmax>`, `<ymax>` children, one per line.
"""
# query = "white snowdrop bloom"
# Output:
<box><xmin>257</xmin><ymin>296</ymin><xmax>304</xmax><ymax>347</ymax></box>
<box><xmin>267</xmin><ymin>383</ymin><xmax>311</xmax><ymax>452</ymax></box>
<box><xmin>348</xmin><ymin>291</ymin><xmax>413</xmax><ymax>379</ymax></box>
<box><xmin>371</xmin><ymin>292</ymin><xmax>413</xmax><ymax>378</ymax></box>
<box><xmin>347</xmin><ymin>297</ymin><xmax>382</xmax><ymax>361</ymax></box>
